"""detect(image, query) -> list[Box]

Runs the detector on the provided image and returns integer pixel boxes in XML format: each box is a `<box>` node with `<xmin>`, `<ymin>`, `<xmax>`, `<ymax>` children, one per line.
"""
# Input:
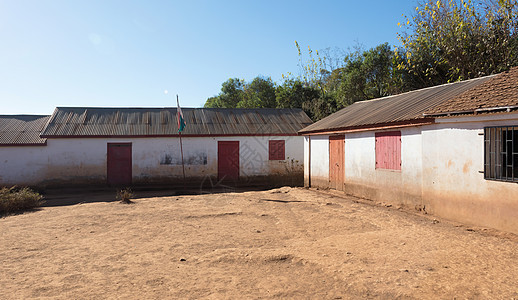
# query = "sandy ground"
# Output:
<box><xmin>1</xmin><ymin>187</ymin><xmax>518</xmax><ymax>299</ymax></box>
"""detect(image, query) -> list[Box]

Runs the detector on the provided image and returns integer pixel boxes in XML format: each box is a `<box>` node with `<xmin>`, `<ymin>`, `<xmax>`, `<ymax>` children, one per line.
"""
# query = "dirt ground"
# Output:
<box><xmin>1</xmin><ymin>187</ymin><xmax>518</xmax><ymax>299</ymax></box>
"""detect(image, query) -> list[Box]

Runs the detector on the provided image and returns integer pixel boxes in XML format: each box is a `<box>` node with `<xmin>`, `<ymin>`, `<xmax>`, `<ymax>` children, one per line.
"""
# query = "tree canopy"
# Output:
<box><xmin>396</xmin><ymin>0</ymin><xmax>518</xmax><ymax>89</ymax></box>
<box><xmin>204</xmin><ymin>77</ymin><xmax>276</xmax><ymax>109</ymax></box>
<box><xmin>205</xmin><ymin>0</ymin><xmax>518</xmax><ymax>121</ymax></box>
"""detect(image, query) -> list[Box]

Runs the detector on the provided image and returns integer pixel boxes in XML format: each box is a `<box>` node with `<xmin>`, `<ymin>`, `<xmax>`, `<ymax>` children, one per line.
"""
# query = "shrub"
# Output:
<box><xmin>0</xmin><ymin>186</ymin><xmax>44</xmax><ymax>215</ymax></box>
<box><xmin>116</xmin><ymin>188</ymin><xmax>134</xmax><ymax>204</ymax></box>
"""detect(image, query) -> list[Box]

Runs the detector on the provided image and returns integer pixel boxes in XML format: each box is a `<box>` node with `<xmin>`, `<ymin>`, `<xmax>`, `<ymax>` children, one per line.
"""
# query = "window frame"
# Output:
<box><xmin>484</xmin><ymin>126</ymin><xmax>518</xmax><ymax>183</ymax></box>
<box><xmin>269</xmin><ymin>140</ymin><xmax>285</xmax><ymax>161</ymax></box>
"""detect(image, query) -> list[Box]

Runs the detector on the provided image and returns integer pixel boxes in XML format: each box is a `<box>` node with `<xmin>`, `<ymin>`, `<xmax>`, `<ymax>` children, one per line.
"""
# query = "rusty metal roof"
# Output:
<box><xmin>424</xmin><ymin>67</ymin><xmax>518</xmax><ymax>116</ymax></box>
<box><xmin>0</xmin><ymin>115</ymin><xmax>50</xmax><ymax>145</ymax></box>
<box><xmin>299</xmin><ymin>74</ymin><xmax>494</xmax><ymax>134</ymax></box>
<box><xmin>41</xmin><ymin>107</ymin><xmax>313</xmax><ymax>137</ymax></box>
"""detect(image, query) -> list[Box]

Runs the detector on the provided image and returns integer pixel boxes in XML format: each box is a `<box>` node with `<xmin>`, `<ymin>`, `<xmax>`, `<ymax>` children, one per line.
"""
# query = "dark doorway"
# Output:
<box><xmin>218</xmin><ymin>141</ymin><xmax>239</xmax><ymax>181</ymax></box>
<box><xmin>107</xmin><ymin>143</ymin><xmax>132</xmax><ymax>186</ymax></box>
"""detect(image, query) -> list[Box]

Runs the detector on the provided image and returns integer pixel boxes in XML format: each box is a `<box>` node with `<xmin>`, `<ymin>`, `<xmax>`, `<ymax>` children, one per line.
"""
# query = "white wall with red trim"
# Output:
<box><xmin>0</xmin><ymin>135</ymin><xmax>304</xmax><ymax>187</ymax></box>
<box><xmin>304</xmin><ymin>127</ymin><xmax>423</xmax><ymax>206</ymax></box>
<box><xmin>302</xmin><ymin>112</ymin><xmax>518</xmax><ymax>234</ymax></box>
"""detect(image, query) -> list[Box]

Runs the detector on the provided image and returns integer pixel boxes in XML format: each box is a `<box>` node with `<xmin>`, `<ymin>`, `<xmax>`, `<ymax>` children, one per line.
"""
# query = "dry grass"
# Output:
<box><xmin>0</xmin><ymin>186</ymin><xmax>43</xmax><ymax>215</ymax></box>
<box><xmin>116</xmin><ymin>188</ymin><xmax>134</xmax><ymax>204</ymax></box>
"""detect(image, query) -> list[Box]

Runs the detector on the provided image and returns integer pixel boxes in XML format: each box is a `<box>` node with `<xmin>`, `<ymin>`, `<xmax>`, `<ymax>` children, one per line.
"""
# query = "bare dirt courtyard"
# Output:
<box><xmin>1</xmin><ymin>187</ymin><xmax>518</xmax><ymax>299</ymax></box>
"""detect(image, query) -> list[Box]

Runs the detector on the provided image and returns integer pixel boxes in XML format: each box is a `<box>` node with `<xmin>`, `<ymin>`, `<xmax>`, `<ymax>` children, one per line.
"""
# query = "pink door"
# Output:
<box><xmin>218</xmin><ymin>141</ymin><xmax>239</xmax><ymax>181</ymax></box>
<box><xmin>107</xmin><ymin>143</ymin><xmax>132</xmax><ymax>186</ymax></box>
<box><xmin>329</xmin><ymin>135</ymin><xmax>345</xmax><ymax>191</ymax></box>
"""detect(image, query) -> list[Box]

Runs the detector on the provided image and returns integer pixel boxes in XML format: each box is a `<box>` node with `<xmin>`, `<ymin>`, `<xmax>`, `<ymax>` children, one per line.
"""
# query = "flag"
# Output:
<box><xmin>177</xmin><ymin>95</ymin><xmax>186</xmax><ymax>133</ymax></box>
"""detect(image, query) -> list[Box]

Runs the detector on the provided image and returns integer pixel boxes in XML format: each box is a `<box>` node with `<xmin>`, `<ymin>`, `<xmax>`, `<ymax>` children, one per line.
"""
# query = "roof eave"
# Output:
<box><xmin>423</xmin><ymin>105</ymin><xmax>518</xmax><ymax>118</ymax></box>
<box><xmin>40</xmin><ymin>133</ymin><xmax>300</xmax><ymax>138</ymax></box>
<box><xmin>298</xmin><ymin>118</ymin><xmax>435</xmax><ymax>135</ymax></box>
<box><xmin>0</xmin><ymin>141</ymin><xmax>47</xmax><ymax>147</ymax></box>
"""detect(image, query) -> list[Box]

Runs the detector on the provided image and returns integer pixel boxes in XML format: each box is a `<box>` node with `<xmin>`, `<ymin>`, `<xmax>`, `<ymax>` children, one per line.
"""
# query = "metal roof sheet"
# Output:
<box><xmin>299</xmin><ymin>74</ymin><xmax>494</xmax><ymax>134</ymax></box>
<box><xmin>41</xmin><ymin>107</ymin><xmax>313</xmax><ymax>137</ymax></box>
<box><xmin>425</xmin><ymin>67</ymin><xmax>518</xmax><ymax>115</ymax></box>
<box><xmin>0</xmin><ymin>115</ymin><xmax>50</xmax><ymax>145</ymax></box>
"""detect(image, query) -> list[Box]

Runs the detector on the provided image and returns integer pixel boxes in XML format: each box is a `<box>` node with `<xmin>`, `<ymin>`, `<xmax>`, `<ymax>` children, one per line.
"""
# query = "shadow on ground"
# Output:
<box><xmin>41</xmin><ymin>185</ymin><xmax>272</xmax><ymax>207</ymax></box>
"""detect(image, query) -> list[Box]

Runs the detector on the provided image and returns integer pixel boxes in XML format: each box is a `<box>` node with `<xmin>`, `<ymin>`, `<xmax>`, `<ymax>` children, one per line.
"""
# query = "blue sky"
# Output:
<box><xmin>0</xmin><ymin>0</ymin><xmax>417</xmax><ymax>115</ymax></box>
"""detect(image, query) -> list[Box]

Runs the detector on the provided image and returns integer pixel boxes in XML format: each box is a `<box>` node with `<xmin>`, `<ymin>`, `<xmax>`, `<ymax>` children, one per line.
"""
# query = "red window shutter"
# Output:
<box><xmin>375</xmin><ymin>131</ymin><xmax>401</xmax><ymax>170</ymax></box>
<box><xmin>269</xmin><ymin>140</ymin><xmax>285</xmax><ymax>160</ymax></box>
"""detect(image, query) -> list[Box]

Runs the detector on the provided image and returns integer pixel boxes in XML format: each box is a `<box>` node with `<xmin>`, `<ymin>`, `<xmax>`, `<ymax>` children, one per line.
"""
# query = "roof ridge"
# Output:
<box><xmin>54</xmin><ymin>107</ymin><xmax>301</xmax><ymax>110</ymax></box>
<box><xmin>424</xmin><ymin>67</ymin><xmax>518</xmax><ymax>116</ymax></box>
<box><xmin>356</xmin><ymin>74</ymin><xmax>497</xmax><ymax>105</ymax></box>
<box><xmin>41</xmin><ymin>107</ymin><xmax>312</xmax><ymax>137</ymax></box>
<box><xmin>299</xmin><ymin>71</ymin><xmax>501</xmax><ymax>134</ymax></box>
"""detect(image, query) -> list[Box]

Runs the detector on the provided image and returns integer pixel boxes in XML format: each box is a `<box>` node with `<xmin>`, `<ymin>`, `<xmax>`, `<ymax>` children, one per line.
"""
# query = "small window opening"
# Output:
<box><xmin>484</xmin><ymin>126</ymin><xmax>518</xmax><ymax>182</ymax></box>
<box><xmin>269</xmin><ymin>140</ymin><xmax>285</xmax><ymax>160</ymax></box>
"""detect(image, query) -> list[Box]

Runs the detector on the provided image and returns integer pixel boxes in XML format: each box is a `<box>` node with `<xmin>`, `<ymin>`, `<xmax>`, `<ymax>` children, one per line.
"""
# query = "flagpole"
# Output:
<box><xmin>177</xmin><ymin>95</ymin><xmax>186</xmax><ymax>189</ymax></box>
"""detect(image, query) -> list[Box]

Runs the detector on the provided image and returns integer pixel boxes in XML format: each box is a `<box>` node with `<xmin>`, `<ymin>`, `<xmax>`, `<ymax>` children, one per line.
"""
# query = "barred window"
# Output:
<box><xmin>484</xmin><ymin>126</ymin><xmax>518</xmax><ymax>182</ymax></box>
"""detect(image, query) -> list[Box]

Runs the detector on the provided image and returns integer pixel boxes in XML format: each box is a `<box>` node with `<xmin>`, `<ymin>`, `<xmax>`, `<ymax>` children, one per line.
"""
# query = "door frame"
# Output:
<box><xmin>107</xmin><ymin>142</ymin><xmax>132</xmax><ymax>186</ymax></box>
<box><xmin>217</xmin><ymin>141</ymin><xmax>240</xmax><ymax>181</ymax></box>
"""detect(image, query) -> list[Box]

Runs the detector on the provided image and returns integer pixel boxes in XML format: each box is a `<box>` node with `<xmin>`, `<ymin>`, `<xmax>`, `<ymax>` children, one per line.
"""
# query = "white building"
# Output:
<box><xmin>299</xmin><ymin>67</ymin><xmax>518</xmax><ymax>234</ymax></box>
<box><xmin>0</xmin><ymin>108</ymin><xmax>312</xmax><ymax>189</ymax></box>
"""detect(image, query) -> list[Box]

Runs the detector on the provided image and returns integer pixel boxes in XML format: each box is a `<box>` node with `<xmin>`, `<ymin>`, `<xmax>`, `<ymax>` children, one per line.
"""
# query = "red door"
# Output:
<box><xmin>218</xmin><ymin>141</ymin><xmax>239</xmax><ymax>181</ymax></box>
<box><xmin>329</xmin><ymin>135</ymin><xmax>345</xmax><ymax>191</ymax></box>
<box><xmin>107</xmin><ymin>143</ymin><xmax>132</xmax><ymax>186</ymax></box>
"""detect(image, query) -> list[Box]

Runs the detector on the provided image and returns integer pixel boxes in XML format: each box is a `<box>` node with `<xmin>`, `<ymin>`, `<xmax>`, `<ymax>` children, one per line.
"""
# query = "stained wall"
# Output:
<box><xmin>0</xmin><ymin>135</ymin><xmax>304</xmax><ymax>187</ymax></box>
<box><xmin>304</xmin><ymin>112</ymin><xmax>518</xmax><ymax>233</ymax></box>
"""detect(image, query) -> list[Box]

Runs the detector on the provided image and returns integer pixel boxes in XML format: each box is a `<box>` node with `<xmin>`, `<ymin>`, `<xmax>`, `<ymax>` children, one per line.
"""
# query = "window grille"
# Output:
<box><xmin>484</xmin><ymin>126</ymin><xmax>518</xmax><ymax>182</ymax></box>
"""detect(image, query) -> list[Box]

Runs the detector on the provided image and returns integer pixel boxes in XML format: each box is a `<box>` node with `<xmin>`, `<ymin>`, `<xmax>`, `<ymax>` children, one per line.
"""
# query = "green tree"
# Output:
<box><xmin>220</xmin><ymin>78</ymin><xmax>245</xmax><ymax>107</ymax></box>
<box><xmin>275</xmin><ymin>79</ymin><xmax>320</xmax><ymax>109</ymax></box>
<box><xmin>301</xmin><ymin>93</ymin><xmax>341</xmax><ymax>121</ymax></box>
<box><xmin>205</xmin><ymin>76</ymin><xmax>277</xmax><ymax>108</ymax></box>
<box><xmin>275</xmin><ymin>78</ymin><xmax>323</xmax><ymax>120</ymax></box>
<box><xmin>396</xmin><ymin>0</ymin><xmax>518</xmax><ymax>89</ymax></box>
<box><xmin>294</xmin><ymin>41</ymin><xmax>344</xmax><ymax>93</ymax></box>
<box><xmin>324</xmin><ymin>43</ymin><xmax>398</xmax><ymax>107</ymax></box>
<box><xmin>288</xmin><ymin>42</ymin><xmax>400</xmax><ymax>120</ymax></box>
<box><xmin>238</xmin><ymin>76</ymin><xmax>277</xmax><ymax>108</ymax></box>
<box><xmin>204</xmin><ymin>78</ymin><xmax>245</xmax><ymax>108</ymax></box>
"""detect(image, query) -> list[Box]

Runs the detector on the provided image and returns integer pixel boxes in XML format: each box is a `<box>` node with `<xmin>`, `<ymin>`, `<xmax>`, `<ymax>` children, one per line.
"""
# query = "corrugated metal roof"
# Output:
<box><xmin>41</xmin><ymin>107</ymin><xmax>313</xmax><ymax>137</ymax></box>
<box><xmin>425</xmin><ymin>67</ymin><xmax>518</xmax><ymax>116</ymax></box>
<box><xmin>299</xmin><ymin>74</ymin><xmax>494</xmax><ymax>134</ymax></box>
<box><xmin>0</xmin><ymin>115</ymin><xmax>50</xmax><ymax>145</ymax></box>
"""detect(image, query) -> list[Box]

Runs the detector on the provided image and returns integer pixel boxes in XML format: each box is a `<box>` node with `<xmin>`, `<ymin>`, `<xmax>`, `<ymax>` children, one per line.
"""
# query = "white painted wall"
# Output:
<box><xmin>0</xmin><ymin>146</ymin><xmax>50</xmax><ymax>186</ymax></box>
<box><xmin>422</xmin><ymin>113</ymin><xmax>518</xmax><ymax>199</ymax></box>
<box><xmin>342</xmin><ymin>127</ymin><xmax>423</xmax><ymax>205</ymax></box>
<box><xmin>303</xmin><ymin>136</ymin><xmax>310</xmax><ymax>186</ymax></box>
<box><xmin>422</xmin><ymin>113</ymin><xmax>518</xmax><ymax>232</ymax></box>
<box><xmin>307</xmin><ymin>135</ymin><xmax>329</xmax><ymax>186</ymax></box>
<box><xmin>305</xmin><ymin>128</ymin><xmax>422</xmax><ymax>196</ymax></box>
<box><xmin>0</xmin><ymin>135</ymin><xmax>304</xmax><ymax>187</ymax></box>
<box><xmin>304</xmin><ymin>112</ymin><xmax>518</xmax><ymax>233</ymax></box>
